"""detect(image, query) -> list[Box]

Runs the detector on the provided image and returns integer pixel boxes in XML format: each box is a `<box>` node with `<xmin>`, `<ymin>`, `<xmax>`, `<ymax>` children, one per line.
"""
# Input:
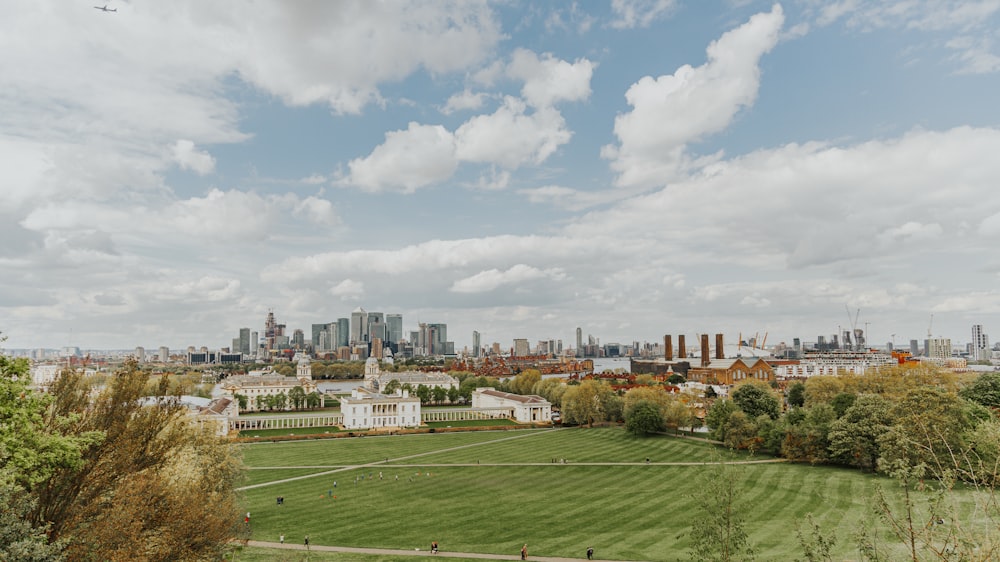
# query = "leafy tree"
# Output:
<box><xmin>510</xmin><ymin>369</ymin><xmax>541</xmax><ymax>395</ymax></box>
<box><xmin>723</xmin><ymin>411</ymin><xmax>760</xmax><ymax>452</ymax></box>
<box><xmin>288</xmin><ymin>386</ymin><xmax>306</xmax><ymax>410</ymax></box>
<box><xmin>233</xmin><ymin>393</ymin><xmax>248</xmax><ymax>411</ymax></box>
<box><xmin>960</xmin><ymin>372</ymin><xmax>1000</xmax><ymax>408</ymax></box>
<box><xmin>447</xmin><ymin>386</ymin><xmax>460</xmax><ymax>403</ymax></box>
<box><xmin>803</xmin><ymin>376</ymin><xmax>848</xmax><ymax>408</ymax></box>
<box><xmin>305</xmin><ymin>391</ymin><xmax>322</xmax><ymax>409</ymax></box>
<box><xmin>624</xmin><ymin>400</ymin><xmax>666</xmax><ymax>436</ymax></box>
<box><xmin>274</xmin><ymin>391</ymin><xmax>288</xmax><ymax>410</ymax></box>
<box><xmin>829</xmin><ymin>393</ymin><xmax>856</xmax><ymax>418</ymax></box>
<box><xmin>383</xmin><ymin>379</ymin><xmax>401</xmax><ymax>394</ymax></box>
<box><xmin>706</xmin><ymin>399</ymin><xmax>737</xmax><ymax>441</ymax></box>
<box><xmin>623</xmin><ymin>386</ymin><xmax>672</xmax><ymax>413</ymax></box>
<box><xmin>879</xmin><ymin>387</ymin><xmax>972</xmax><ymax>478</ymax></box>
<box><xmin>687</xmin><ymin>460</ymin><xmax>756</xmax><ymax>562</ymax></box>
<box><xmin>254</xmin><ymin>394</ymin><xmax>265</xmax><ymax>411</ymax></box>
<box><xmin>668</xmin><ymin>373</ymin><xmax>686</xmax><ymax>385</ymax></box>
<box><xmin>32</xmin><ymin>361</ymin><xmax>243</xmax><ymax>561</ymax></box>
<box><xmin>664</xmin><ymin>399</ymin><xmax>695</xmax><ymax>435</ymax></box>
<box><xmin>561</xmin><ymin>380</ymin><xmax>606</xmax><ymax>427</ymax></box>
<box><xmin>781</xmin><ymin>404</ymin><xmax>835</xmax><ymax>463</ymax></box>
<box><xmin>795</xmin><ymin>513</ymin><xmax>836</xmax><ymax>562</ymax></box>
<box><xmin>0</xmin><ymin>482</ymin><xmax>65</xmax><ymax>561</ymax></box>
<box><xmin>827</xmin><ymin>394</ymin><xmax>894</xmax><ymax>471</ymax></box>
<box><xmin>416</xmin><ymin>384</ymin><xmax>431</xmax><ymax>404</ymax></box>
<box><xmin>786</xmin><ymin>382</ymin><xmax>806</xmax><ymax>408</ymax></box>
<box><xmin>598</xmin><ymin>386</ymin><xmax>624</xmax><ymax>423</ymax></box>
<box><xmin>432</xmin><ymin>385</ymin><xmax>447</xmax><ymax>404</ymax></box>
<box><xmin>731</xmin><ymin>381</ymin><xmax>780</xmax><ymax>420</ymax></box>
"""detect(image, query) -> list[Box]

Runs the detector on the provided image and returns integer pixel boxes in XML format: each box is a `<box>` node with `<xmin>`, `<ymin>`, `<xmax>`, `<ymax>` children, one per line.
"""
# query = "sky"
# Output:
<box><xmin>3</xmin><ymin>0</ymin><xmax>1000</xmax><ymax>352</ymax></box>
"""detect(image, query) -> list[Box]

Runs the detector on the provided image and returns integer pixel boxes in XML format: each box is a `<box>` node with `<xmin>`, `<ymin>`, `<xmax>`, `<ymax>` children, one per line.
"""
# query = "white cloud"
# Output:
<box><xmin>330</xmin><ymin>279</ymin><xmax>364</xmax><ymax>300</ymax></box>
<box><xmin>172</xmin><ymin>139</ymin><xmax>216</xmax><ymax>175</ymax></box>
<box><xmin>441</xmin><ymin>89</ymin><xmax>488</xmax><ymax>115</ymax></box>
<box><xmin>455</xmin><ymin>97</ymin><xmax>571</xmax><ymax>168</ymax></box>
<box><xmin>609</xmin><ymin>0</ymin><xmax>677</xmax><ymax>29</ymax></box>
<box><xmin>344</xmin><ymin>123</ymin><xmax>457</xmax><ymax>193</ymax></box>
<box><xmin>506</xmin><ymin>49</ymin><xmax>595</xmax><ymax>108</ymax></box>
<box><xmin>604</xmin><ymin>5</ymin><xmax>785</xmax><ymax>188</ymax></box>
<box><xmin>450</xmin><ymin>264</ymin><xmax>565</xmax><ymax>293</ymax></box>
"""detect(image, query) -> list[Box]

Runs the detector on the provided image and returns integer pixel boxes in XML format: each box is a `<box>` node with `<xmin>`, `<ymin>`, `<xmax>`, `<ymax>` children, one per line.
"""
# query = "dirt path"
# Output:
<box><xmin>245</xmin><ymin>540</ymin><xmax>638</xmax><ymax>561</ymax></box>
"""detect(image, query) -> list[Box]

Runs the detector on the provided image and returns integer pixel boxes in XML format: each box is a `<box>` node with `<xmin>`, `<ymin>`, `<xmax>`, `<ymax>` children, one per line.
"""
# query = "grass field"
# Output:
<box><xmin>238</xmin><ymin>426</ymin><xmax>938</xmax><ymax>561</ymax></box>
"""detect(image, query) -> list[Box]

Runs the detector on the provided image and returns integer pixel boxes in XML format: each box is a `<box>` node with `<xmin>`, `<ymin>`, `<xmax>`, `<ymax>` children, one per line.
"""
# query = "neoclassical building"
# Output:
<box><xmin>471</xmin><ymin>387</ymin><xmax>552</xmax><ymax>423</ymax></box>
<box><xmin>340</xmin><ymin>387</ymin><xmax>421</xmax><ymax>430</ymax></box>
<box><xmin>220</xmin><ymin>354</ymin><xmax>318</xmax><ymax>412</ymax></box>
<box><xmin>363</xmin><ymin>355</ymin><xmax>458</xmax><ymax>393</ymax></box>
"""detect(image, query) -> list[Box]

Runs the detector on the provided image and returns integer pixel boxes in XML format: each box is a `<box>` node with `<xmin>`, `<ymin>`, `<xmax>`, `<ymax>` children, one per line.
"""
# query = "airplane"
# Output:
<box><xmin>93</xmin><ymin>5</ymin><xmax>117</xmax><ymax>12</ymax></box>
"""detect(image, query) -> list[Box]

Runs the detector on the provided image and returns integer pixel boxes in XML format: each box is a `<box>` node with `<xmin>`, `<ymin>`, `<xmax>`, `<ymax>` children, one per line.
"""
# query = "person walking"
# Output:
<box><xmin>279</xmin><ymin>534</ymin><xmax>284</xmax><ymax>544</ymax></box>
<box><xmin>304</xmin><ymin>535</ymin><xmax>309</xmax><ymax>546</ymax></box>
<box><xmin>521</xmin><ymin>544</ymin><xmax>528</xmax><ymax>560</ymax></box>
<box><xmin>431</xmin><ymin>540</ymin><xmax>438</xmax><ymax>554</ymax></box>
<box><xmin>587</xmin><ymin>546</ymin><xmax>594</xmax><ymax>560</ymax></box>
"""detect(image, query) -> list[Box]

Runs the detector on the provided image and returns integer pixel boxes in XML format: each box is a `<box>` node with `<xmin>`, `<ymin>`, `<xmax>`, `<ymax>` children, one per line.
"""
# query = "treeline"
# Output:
<box><xmin>1</xmin><ymin>355</ymin><xmax>243</xmax><ymax>561</ymax></box>
<box><xmin>706</xmin><ymin>365</ymin><xmax>1000</xmax><ymax>482</ymax></box>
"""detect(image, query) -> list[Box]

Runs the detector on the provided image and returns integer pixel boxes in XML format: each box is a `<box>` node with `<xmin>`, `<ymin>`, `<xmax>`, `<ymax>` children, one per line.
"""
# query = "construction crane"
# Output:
<box><xmin>927</xmin><ymin>313</ymin><xmax>934</xmax><ymax>338</ymax></box>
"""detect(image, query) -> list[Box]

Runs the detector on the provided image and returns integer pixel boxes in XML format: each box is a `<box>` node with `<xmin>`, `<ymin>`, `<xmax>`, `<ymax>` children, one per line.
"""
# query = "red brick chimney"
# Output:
<box><xmin>716</xmin><ymin>334</ymin><xmax>724</xmax><ymax>360</ymax></box>
<box><xmin>678</xmin><ymin>335</ymin><xmax>686</xmax><ymax>359</ymax></box>
<box><xmin>701</xmin><ymin>334</ymin><xmax>710</xmax><ymax>367</ymax></box>
<box><xmin>664</xmin><ymin>335</ymin><xmax>673</xmax><ymax>361</ymax></box>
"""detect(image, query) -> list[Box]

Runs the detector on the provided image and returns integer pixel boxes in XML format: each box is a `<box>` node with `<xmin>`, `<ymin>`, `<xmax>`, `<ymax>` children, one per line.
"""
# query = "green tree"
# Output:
<box><xmin>561</xmin><ymin>380</ymin><xmax>605</xmax><ymax>426</ymax></box>
<box><xmin>828</xmin><ymin>394</ymin><xmax>893</xmax><ymax>471</ymax></box>
<box><xmin>829</xmin><ymin>392</ymin><xmax>857</xmax><ymax>418</ymax></box>
<box><xmin>288</xmin><ymin>386</ymin><xmax>306</xmax><ymax>410</ymax></box>
<box><xmin>624</xmin><ymin>400</ymin><xmax>666</xmax><ymax>436</ymax></box>
<box><xmin>663</xmin><ymin>399</ymin><xmax>694</xmax><ymax>435</ymax></box>
<box><xmin>706</xmin><ymin>399</ymin><xmax>737</xmax><ymax>441</ymax></box>
<box><xmin>668</xmin><ymin>373</ymin><xmax>687</xmax><ymax>385</ymax></box>
<box><xmin>687</xmin><ymin>460</ymin><xmax>756</xmax><ymax>562</ymax></box>
<box><xmin>416</xmin><ymin>384</ymin><xmax>431</xmax><ymax>404</ymax></box>
<box><xmin>786</xmin><ymin>382</ymin><xmax>806</xmax><ymax>408</ymax></box>
<box><xmin>33</xmin><ymin>361</ymin><xmax>243</xmax><ymax>560</ymax></box>
<box><xmin>233</xmin><ymin>393</ymin><xmax>248</xmax><ymax>411</ymax></box>
<box><xmin>731</xmin><ymin>382</ymin><xmax>780</xmax><ymax>420</ymax></box>
<box><xmin>0</xmin><ymin>483</ymin><xmax>65</xmax><ymax>561</ymax></box>
<box><xmin>274</xmin><ymin>391</ymin><xmax>288</xmax><ymax>410</ymax></box>
<box><xmin>879</xmin><ymin>387</ymin><xmax>971</xmax><ymax>478</ymax></box>
<box><xmin>447</xmin><ymin>385</ymin><xmax>460</xmax><ymax>403</ymax></box>
<box><xmin>383</xmin><ymin>379</ymin><xmax>401</xmax><ymax>394</ymax></box>
<box><xmin>510</xmin><ymin>369</ymin><xmax>541</xmax><ymax>395</ymax></box>
<box><xmin>723</xmin><ymin>411</ymin><xmax>760</xmax><ymax>452</ymax></box>
<box><xmin>960</xmin><ymin>372</ymin><xmax>1000</xmax><ymax>408</ymax></box>
<box><xmin>432</xmin><ymin>385</ymin><xmax>447</xmax><ymax>404</ymax></box>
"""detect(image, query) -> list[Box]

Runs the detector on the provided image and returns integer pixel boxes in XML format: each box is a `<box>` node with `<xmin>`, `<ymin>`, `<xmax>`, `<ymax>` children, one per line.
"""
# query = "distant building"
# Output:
<box><xmin>471</xmin><ymin>387</ymin><xmax>552</xmax><ymax>423</ymax></box>
<box><xmin>220</xmin><ymin>355</ymin><xmax>317</xmax><ymax>412</ymax></box>
<box><xmin>340</xmin><ymin>387</ymin><xmax>420</xmax><ymax>430</ymax></box>
<box><xmin>362</xmin><ymin>356</ymin><xmax>457</xmax><ymax>393</ymax></box>
<box><xmin>972</xmin><ymin>324</ymin><xmax>990</xmax><ymax>361</ymax></box>
<box><xmin>927</xmin><ymin>337</ymin><xmax>952</xmax><ymax>360</ymax></box>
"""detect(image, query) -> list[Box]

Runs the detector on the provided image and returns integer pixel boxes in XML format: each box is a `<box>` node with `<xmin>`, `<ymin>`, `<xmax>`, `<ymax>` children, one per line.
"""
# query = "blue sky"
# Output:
<box><xmin>3</xmin><ymin>0</ymin><xmax>1000</xmax><ymax>353</ymax></box>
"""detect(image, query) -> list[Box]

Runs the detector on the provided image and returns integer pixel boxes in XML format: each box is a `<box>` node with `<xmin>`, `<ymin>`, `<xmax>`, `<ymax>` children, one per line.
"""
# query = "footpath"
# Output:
<box><xmin>246</xmin><ymin>540</ymin><xmax>636</xmax><ymax>561</ymax></box>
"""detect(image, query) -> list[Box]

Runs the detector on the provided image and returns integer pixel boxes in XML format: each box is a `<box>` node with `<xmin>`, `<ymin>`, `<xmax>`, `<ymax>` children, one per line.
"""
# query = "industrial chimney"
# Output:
<box><xmin>664</xmin><ymin>335</ymin><xmax>673</xmax><ymax>361</ymax></box>
<box><xmin>715</xmin><ymin>334</ymin><xmax>724</xmax><ymax>360</ymax></box>
<box><xmin>701</xmin><ymin>334</ymin><xmax>710</xmax><ymax>367</ymax></box>
<box><xmin>678</xmin><ymin>335</ymin><xmax>686</xmax><ymax>359</ymax></box>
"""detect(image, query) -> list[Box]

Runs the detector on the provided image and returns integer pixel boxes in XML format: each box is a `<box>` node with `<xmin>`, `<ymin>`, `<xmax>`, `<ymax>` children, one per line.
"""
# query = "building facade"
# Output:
<box><xmin>340</xmin><ymin>387</ymin><xmax>421</xmax><ymax>430</ymax></box>
<box><xmin>471</xmin><ymin>387</ymin><xmax>552</xmax><ymax>423</ymax></box>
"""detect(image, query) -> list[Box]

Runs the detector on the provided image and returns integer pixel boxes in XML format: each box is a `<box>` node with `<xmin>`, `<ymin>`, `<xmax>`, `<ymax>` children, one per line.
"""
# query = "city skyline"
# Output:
<box><xmin>3</xmin><ymin>2</ymin><xmax>1000</xmax><ymax>351</ymax></box>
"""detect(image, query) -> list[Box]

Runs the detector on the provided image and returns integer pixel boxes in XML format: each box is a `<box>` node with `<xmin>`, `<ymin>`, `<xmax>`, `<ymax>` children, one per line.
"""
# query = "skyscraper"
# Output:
<box><xmin>367</xmin><ymin>312</ymin><xmax>385</xmax><ymax>343</ymax></box>
<box><xmin>514</xmin><ymin>338</ymin><xmax>530</xmax><ymax>357</ymax></box>
<box><xmin>472</xmin><ymin>330</ymin><xmax>481</xmax><ymax>357</ymax></box>
<box><xmin>351</xmin><ymin>307</ymin><xmax>368</xmax><ymax>344</ymax></box>
<box><xmin>386</xmin><ymin>314</ymin><xmax>403</xmax><ymax>343</ymax></box>
<box><xmin>576</xmin><ymin>327</ymin><xmax>582</xmax><ymax>357</ymax></box>
<box><xmin>972</xmin><ymin>324</ymin><xmax>990</xmax><ymax>361</ymax></box>
<box><xmin>337</xmin><ymin>318</ymin><xmax>350</xmax><ymax>348</ymax></box>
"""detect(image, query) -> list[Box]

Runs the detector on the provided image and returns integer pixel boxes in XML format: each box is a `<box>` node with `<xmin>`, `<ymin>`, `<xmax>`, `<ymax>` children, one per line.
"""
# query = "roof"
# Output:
<box><xmin>376</xmin><ymin>371</ymin><xmax>456</xmax><ymax>385</ymax></box>
<box><xmin>476</xmin><ymin>388</ymin><xmax>549</xmax><ymax>405</ymax></box>
<box><xmin>201</xmin><ymin>398</ymin><xmax>233</xmax><ymax>416</ymax></box>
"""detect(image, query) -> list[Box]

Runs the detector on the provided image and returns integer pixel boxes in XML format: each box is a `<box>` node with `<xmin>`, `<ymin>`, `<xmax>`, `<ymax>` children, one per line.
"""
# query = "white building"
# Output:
<box><xmin>770</xmin><ymin>351</ymin><xmax>897</xmax><ymax>377</ymax></box>
<box><xmin>471</xmin><ymin>387</ymin><xmax>552</xmax><ymax>423</ymax></box>
<box><xmin>340</xmin><ymin>387</ymin><xmax>421</xmax><ymax>430</ymax></box>
<box><xmin>363</xmin><ymin>356</ymin><xmax>457</xmax><ymax>393</ymax></box>
<box><xmin>220</xmin><ymin>355</ymin><xmax>317</xmax><ymax>412</ymax></box>
<box><xmin>972</xmin><ymin>325</ymin><xmax>990</xmax><ymax>361</ymax></box>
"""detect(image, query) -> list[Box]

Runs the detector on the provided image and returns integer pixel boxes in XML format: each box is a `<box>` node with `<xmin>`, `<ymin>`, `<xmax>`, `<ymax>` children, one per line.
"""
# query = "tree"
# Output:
<box><xmin>731</xmin><ymin>382</ymin><xmax>780</xmax><ymax>420</ymax></box>
<box><xmin>416</xmin><ymin>384</ymin><xmax>431</xmax><ymax>404</ymax></box>
<box><xmin>510</xmin><ymin>370</ymin><xmax>541</xmax><ymax>395</ymax></box>
<box><xmin>274</xmin><ymin>391</ymin><xmax>288</xmax><ymax>411</ymax></box>
<box><xmin>447</xmin><ymin>385</ymin><xmax>460</xmax><ymax>404</ymax></box>
<box><xmin>432</xmin><ymin>385</ymin><xmax>447</xmax><ymax>404</ymax></box>
<box><xmin>288</xmin><ymin>386</ymin><xmax>306</xmax><ymax>410</ymax></box>
<box><xmin>305</xmin><ymin>391</ymin><xmax>322</xmax><ymax>409</ymax></box>
<box><xmin>687</xmin><ymin>460</ymin><xmax>756</xmax><ymax>562</ymax></box>
<box><xmin>668</xmin><ymin>373</ymin><xmax>686</xmax><ymax>385</ymax></box>
<box><xmin>664</xmin><ymin>399</ymin><xmax>694</xmax><ymax>435</ymax></box>
<box><xmin>32</xmin><ymin>361</ymin><xmax>244</xmax><ymax>561</ymax></box>
<box><xmin>723</xmin><ymin>411</ymin><xmax>760</xmax><ymax>452</ymax></box>
<box><xmin>233</xmin><ymin>393</ymin><xmax>248</xmax><ymax>411</ymax></box>
<box><xmin>786</xmin><ymin>382</ymin><xmax>806</xmax><ymax>408</ymax></box>
<box><xmin>624</xmin><ymin>400</ymin><xmax>665</xmax><ymax>436</ymax></box>
<box><xmin>706</xmin><ymin>399</ymin><xmax>737</xmax><ymax>441</ymax></box>
<box><xmin>829</xmin><ymin>393</ymin><xmax>856</xmax><ymax>418</ymax></box>
<box><xmin>828</xmin><ymin>394</ymin><xmax>894</xmax><ymax>471</ymax></box>
<box><xmin>960</xmin><ymin>372</ymin><xmax>1000</xmax><ymax>408</ymax></box>
<box><xmin>383</xmin><ymin>379</ymin><xmax>401</xmax><ymax>394</ymax></box>
<box><xmin>561</xmin><ymin>380</ymin><xmax>606</xmax><ymax>427</ymax></box>
<box><xmin>0</xmin><ymin>483</ymin><xmax>65</xmax><ymax>561</ymax></box>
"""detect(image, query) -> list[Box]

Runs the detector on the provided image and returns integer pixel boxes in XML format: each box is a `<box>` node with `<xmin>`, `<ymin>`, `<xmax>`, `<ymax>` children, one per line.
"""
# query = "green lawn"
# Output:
<box><xmin>229</xmin><ymin>546</ymin><xmax>492</xmax><ymax>562</ymax></box>
<box><xmin>423</xmin><ymin>419</ymin><xmax>517</xmax><ymax>428</ymax></box>
<box><xmin>239</xmin><ymin>426</ymin><xmax>954</xmax><ymax>561</ymax></box>
<box><xmin>240</xmin><ymin>427</ymin><xmax>342</xmax><ymax>438</ymax></box>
